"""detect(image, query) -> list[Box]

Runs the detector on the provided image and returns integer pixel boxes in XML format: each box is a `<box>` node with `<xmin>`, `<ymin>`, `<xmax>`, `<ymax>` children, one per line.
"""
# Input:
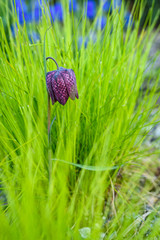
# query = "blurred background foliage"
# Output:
<box><xmin>0</xmin><ymin>0</ymin><xmax>160</xmax><ymax>37</ymax></box>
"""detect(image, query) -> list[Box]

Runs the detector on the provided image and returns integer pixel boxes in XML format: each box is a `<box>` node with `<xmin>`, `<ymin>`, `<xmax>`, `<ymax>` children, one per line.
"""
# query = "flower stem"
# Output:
<box><xmin>48</xmin><ymin>93</ymin><xmax>52</xmax><ymax>181</ymax></box>
<box><xmin>48</xmin><ymin>93</ymin><xmax>51</xmax><ymax>136</ymax></box>
<box><xmin>46</xmin><ymin>57</ymin><xmax>59</xmax><ymax>70</ymax></box>
<box><xmin>43</xmin><ymin>26</ymin><xmax>53</xmax><ymax>183</ymax></box>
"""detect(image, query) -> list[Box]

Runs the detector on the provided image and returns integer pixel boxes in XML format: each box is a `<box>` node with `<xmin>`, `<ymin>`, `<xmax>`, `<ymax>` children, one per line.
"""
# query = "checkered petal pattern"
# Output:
<box><xmin>46</xmin><ymin>67</ymin><xmax>79</xmax><ymax>106</ymax></box>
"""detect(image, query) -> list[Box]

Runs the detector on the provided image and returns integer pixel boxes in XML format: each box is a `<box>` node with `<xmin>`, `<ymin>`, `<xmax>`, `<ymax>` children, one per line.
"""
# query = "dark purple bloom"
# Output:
<box><xmin>46</xmin><ymin>57</ymin><xmax>79</xmax><ymax>105</ymax></box>
<box><xmin>85</xmin><ymin>0</ymin><xmax>96</xmax><ymax>20</ymax></box>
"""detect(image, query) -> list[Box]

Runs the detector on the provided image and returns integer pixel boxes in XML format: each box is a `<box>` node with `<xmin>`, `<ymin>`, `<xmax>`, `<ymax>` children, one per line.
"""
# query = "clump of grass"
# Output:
<box><xmin>0</xmin><ymin>0</ymin><xmax>160</xmax><ymax>239</ymax></box>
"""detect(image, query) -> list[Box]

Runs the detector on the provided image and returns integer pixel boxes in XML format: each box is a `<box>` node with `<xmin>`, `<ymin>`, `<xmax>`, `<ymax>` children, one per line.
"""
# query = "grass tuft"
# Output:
<box><xmin>0</xmin><ymin>0</ymin><xmax>160</xmax><ymax>239</ymax></box>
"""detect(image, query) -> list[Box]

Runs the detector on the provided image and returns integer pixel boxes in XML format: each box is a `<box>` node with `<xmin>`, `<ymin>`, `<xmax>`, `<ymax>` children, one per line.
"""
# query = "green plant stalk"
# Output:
<box><xmin>47</xmin><ymin>92</ymin><xmax>52</xmax><ymax>181</ymax></box>
<box><xmin>44</xmin><ymin>25</ymin><xmax>53</xmax><ymax>181</ymax></box>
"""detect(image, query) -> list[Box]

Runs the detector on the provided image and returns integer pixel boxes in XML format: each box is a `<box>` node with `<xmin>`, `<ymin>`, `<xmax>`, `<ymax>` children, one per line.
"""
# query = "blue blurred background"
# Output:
<box><xmin>0</xmin><ymin>0</ymin><xmax>159</xmax><ymax>43</ymax></box>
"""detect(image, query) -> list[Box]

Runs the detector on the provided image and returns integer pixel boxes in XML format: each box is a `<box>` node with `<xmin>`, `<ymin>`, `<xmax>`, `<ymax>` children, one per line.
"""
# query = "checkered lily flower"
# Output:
<box><xmin>46</xmin><ymin>57</ymin><xmax>79</xmax><ymax>105</ymax></box>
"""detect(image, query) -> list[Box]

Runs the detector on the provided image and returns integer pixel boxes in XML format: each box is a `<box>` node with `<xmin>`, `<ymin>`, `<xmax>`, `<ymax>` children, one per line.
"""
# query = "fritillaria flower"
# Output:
<box><xmin>46</xmin><ymin>57</ymin><xmax>79</xmax><ymax>106</ymax></box>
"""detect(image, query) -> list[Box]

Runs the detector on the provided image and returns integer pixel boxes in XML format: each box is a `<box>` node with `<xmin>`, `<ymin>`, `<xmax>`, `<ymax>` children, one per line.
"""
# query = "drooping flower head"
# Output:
<box><xmin>46</xmin><ymin>57</ymin><xmax>79</xmax><ymax>105</ymax></box>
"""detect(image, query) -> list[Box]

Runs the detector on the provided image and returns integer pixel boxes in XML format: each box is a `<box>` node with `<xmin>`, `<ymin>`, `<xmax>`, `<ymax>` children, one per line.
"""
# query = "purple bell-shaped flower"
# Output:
<box><xmin>46</xmin><ymin>57</ymin><xmax>79</xmax><ymax>105</ymax></box>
